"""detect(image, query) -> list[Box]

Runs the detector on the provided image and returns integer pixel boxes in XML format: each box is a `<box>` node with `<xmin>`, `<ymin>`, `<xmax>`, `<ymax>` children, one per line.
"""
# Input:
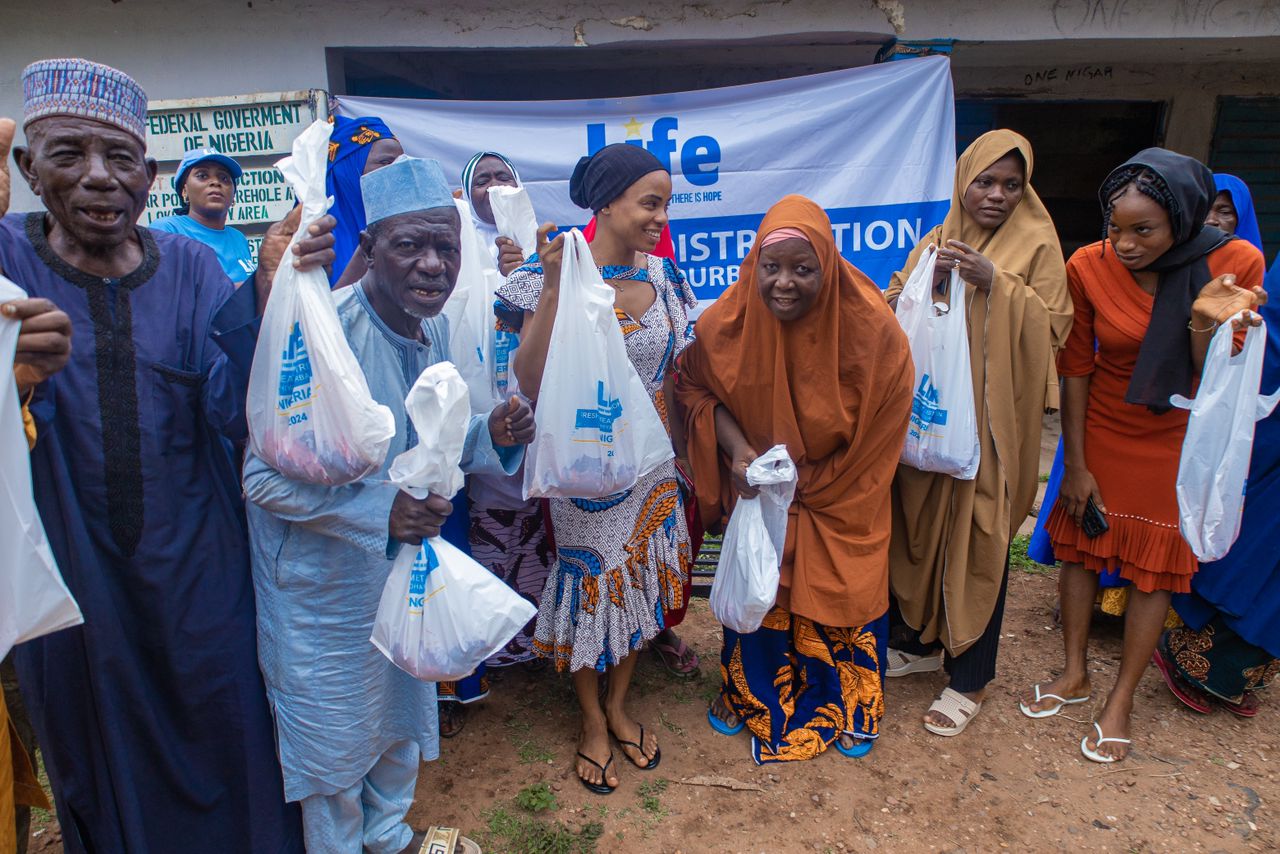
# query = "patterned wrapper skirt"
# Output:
<box><xmin>533</xmin><ymin>463</ymin><xmax>691</xmax><ymax>673</ymax></box>
<box><xmin>720</xmin><ymin>607</ymin><xmax>887</xmax><ymax>764</ymax></box>
<box><xmin>1161</xmin><ymin>617</ymin><xmax>1279</xmax><ymax>704</ymax></box>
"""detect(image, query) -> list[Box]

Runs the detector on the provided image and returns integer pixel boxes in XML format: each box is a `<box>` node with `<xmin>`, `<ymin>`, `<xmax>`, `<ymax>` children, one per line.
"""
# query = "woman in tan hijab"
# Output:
<box><xmin>886</xmin><ymin>130</ymin><xmax>1073</xmax><ymax>736</ymax></box>
<box><xmin>680</xmin><ymin>195</ymin><xmax>913</xmax><ymax>762</ymax></box>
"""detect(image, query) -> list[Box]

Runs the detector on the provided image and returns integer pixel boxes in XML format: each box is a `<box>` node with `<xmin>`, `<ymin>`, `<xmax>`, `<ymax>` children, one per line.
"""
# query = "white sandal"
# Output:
<box><xmin>886</xmin><ymin>647</ymin><xmax>944</xmax><ymax>678</ymax></box>
<box><xmin>1018</xmin><ymin>683</ymin><xmax>1091</xmax><ymax>719</ymax></box>
<box><xmin>1080</xmin><ymin>722</ymin><xmax>1131</xmax><ymax>764</ymax></box>
<box><xmin>923</xmin><ymin>687</ymin><xmax>982</xmax><ymax>737</ymax></box>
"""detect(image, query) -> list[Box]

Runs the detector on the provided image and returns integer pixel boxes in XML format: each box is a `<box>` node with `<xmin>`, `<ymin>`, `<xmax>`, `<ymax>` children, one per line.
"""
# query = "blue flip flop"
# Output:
<box><xmin>706</xmin><ymin>707</ymin><xmax>745</xmax><ymax>736</ymax></box>
<box><xmin>833</xmin><ymin>735</ymin><xmax>875</xmax><ymax>758</ymax></box>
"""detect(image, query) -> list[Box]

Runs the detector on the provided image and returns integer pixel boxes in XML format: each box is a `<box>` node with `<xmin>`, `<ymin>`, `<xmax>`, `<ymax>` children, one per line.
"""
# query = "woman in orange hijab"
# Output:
<box><xmin>884</xmin><ymin>130</ymin><xmax>1073</xmax><ymax>737</ymax></box>
<box><xmin>678</xmin><ymin>195</ymin><xmax>914</xmax><ymax>763</ymax></box>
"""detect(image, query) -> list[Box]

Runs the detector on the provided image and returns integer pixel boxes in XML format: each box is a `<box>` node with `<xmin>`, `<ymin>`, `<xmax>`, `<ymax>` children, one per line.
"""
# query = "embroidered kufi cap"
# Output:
<box><xmin>361</xmin><ymin>155</ymin><xmax>455</xmax><ymax>226</ymax></box>
<box><xmin>22</xmin><ymin>58</ymin><xmax>148</xmax><ymax>141</ymax></box>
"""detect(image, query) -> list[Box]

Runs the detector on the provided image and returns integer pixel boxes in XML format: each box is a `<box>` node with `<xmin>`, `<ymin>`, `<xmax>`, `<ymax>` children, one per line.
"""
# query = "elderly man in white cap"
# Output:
<box><xmin>243</xmin><ymin>155</ymin><xmax>533</xmax><ymax>854</ymax></box>
<box><xmin>0</xmin><ymin>58</ymin><xmax>337</xmax><ymax>853</ymax></box>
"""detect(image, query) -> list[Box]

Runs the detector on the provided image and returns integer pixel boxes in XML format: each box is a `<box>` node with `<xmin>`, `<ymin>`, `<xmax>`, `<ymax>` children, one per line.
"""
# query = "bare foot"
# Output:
<box><xmin>1020</xmin><ymin>673</ymin><xmax>1091</xmax><ymax>715</ymax></box>
<box><xmin>709</xmin><ymin>694</ymin><xmax>740</xmax><ymax>730</ymax></box>
<box><xmin>1084</xmin><ymin>694</ymin><xmax>1133</xmax><ymax>762</ymax></box>
<box><xmin>605</xmin><ymin>705</ymin><xmax>659</xmax><ymax>768</ymax></box>
<box><xmin>923</xmin><ymin>687</ymin><xmax>985</xmax><ymax>729</ymax></box>
<box><xmin>575</xmin><ymin>720</ymin><xmax>618</xmax><ymax>789</ymax></box>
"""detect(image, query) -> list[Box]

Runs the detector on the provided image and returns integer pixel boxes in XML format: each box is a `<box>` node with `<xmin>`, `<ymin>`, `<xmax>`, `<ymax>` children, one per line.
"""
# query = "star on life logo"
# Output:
<box><xmin>277</xmin><ymin>321</ymin><xmax>314</xmax><ymax>425</ymax></box>
<box><xmin>909</xmin><ymin>373</ymin><xmax>948</xmax><ymax>438</ymax></box>
<box><xmin>585</xmin><ymin>116</ymin><xmax>721</xmax><ymax>187</ymax></box>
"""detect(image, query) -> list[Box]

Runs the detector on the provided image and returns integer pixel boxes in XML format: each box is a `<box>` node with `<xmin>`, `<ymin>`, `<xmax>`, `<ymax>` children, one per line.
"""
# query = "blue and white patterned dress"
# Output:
<box><xmin>498</xmin><ymin>253</ymin><xmax>695</xmax><ymax>672</ymax></box>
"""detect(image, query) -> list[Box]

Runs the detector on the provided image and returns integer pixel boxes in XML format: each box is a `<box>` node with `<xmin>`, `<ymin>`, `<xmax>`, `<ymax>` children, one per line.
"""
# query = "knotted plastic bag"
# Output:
<box><xmin>522</xmin><ymin>228</ymin><xmax>673</xmax><ymax>499</ymax></box>
<box><xmin>246</xmin><ymin>119</ymin><xmax>395</xmax><ymax>485</ymax></box>
<box><xmin>1171</xmin><ymin>314</ymin><xmax>1280</xmax><ymax>561</ymax></box>
<box><xmin>443</xmin><ymin>197</ymin><xmax>506</xmax><ymax>416</ymax></box>
<box><xmin>709</xmin><ymin>445</ymin><xmax>797</xmax><ymax>634</ymax></box>
<box><xmin>488</xmin><ymin>185</ymin><xmax>538</xmax><ymax>260</ymax></box>
<box><xmin>371</xmin><ymin>362</ymin><xmax>536</xmax><ymax>681</ymax></box>
<box><xmin>895</xmin><ymin>244</ymin><xmax>980</xmax><ymax>480</ymax></box>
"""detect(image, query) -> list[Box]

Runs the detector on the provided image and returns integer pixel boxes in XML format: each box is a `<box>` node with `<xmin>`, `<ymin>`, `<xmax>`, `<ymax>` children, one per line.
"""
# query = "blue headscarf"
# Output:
<box><xmin>325</xmin><ymin>115</ymin><xmax>395</xmax><ymax>286</ymax></box>
<box><xmin>1213</xmin><ymin>173</ymin><xmax>1263</xmax><ymax>253</ymax></box>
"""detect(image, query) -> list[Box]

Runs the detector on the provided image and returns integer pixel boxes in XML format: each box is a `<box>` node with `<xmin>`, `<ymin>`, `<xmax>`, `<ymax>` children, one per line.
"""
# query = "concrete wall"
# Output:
<box><xmin>4</xmin><ymin>0</ymin><xmax>1279</xmax><ymax>210</ymax></box>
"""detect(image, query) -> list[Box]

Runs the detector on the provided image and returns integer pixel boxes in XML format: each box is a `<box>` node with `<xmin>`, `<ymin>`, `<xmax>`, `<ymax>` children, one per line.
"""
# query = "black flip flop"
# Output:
<box><xmin>575</xmin><ymin>752</ymin><xmax>616</xmax><ymax>795</ymax></box>
<box><xmin>612</xmin><ymin>725</ymin><xmax>661</xmax><ymax>770</ymax></box>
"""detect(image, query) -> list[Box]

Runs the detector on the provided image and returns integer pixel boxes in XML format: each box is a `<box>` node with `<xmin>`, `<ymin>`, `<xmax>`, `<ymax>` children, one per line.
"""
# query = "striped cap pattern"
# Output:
<box><xmin>22</xmin><ymin>58</ymin><xmax>148</xmax><ymax>141</ymax></box>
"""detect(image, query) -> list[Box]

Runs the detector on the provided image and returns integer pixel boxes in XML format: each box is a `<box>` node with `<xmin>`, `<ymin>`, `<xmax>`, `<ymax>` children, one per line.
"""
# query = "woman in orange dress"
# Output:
<box><xmin>1022</xmin><ymin>149</ymin><xmax>1266</xmax><ymax>763</ymax></box>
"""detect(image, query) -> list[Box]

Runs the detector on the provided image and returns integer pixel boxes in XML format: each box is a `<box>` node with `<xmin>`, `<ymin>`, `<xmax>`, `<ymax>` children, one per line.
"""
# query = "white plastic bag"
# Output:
<box><xmin>895</xmin><ymin>244</ymin><xmax>981</xmax><ymax>480</ymax></box>
<box><xmin>523</xmin><ymin>228</ymin><xmax>674</xmax><ymax>499</ymax></box>
<box><xmin>371</xmin><ymin>362</ymin><xmax>536</xmax><ymax>681</ymax></box>
<box><xmin>488</xmin><ymin>185</ymin><xmax>538</xmax><ymax>260</ymax></box>
<box><xmin>0</xmin><ymin>275</ymin><xmax>83</xmax><ymax>659</ymax></box>
<box><xmin>1170</xmin><ymin>314</ymin><xmax>1280</xmax><ymax>561</ymax></box>
<box><xmin>443</xmin><ymin>197</ymin><xmax>506</xmax><ymax>416</ymax></box>
<box><xmin>709</xmin><ymin>445</ymin><xmax>797</xmax><ymax>634</ymax></box>
<box><xmin>246</xmin><ymin>119</ymin><xmax>396</xmax><ymax>485</ymax></box>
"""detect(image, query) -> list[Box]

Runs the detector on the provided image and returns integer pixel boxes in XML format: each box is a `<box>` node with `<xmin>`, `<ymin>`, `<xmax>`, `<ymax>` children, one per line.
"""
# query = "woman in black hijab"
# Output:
<box><xmin>1022</xmin><ymin>149</ymin><xmax>1266</xmax><ymax>763</ymax></box>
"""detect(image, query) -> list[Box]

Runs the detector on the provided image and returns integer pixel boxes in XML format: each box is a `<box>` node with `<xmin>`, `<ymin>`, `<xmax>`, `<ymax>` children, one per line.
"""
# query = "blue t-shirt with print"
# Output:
<box><xmin>150</xmin><ymin>215</ymin><xmax>255</xmax><ymax>283</ymax></box>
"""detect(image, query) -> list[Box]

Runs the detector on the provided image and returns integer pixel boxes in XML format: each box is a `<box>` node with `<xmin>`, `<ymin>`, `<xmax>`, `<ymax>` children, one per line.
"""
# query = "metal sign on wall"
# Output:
<box><xmin>139</xmin><ymin>90</ymin><xmax>328</xmax><ymax>240</ymax></box>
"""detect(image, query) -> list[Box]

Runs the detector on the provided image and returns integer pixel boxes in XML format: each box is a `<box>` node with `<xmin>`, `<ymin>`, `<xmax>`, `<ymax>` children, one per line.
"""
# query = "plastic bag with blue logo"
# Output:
<box><xmin>246</xmin><ymin>120</ymin><xmax>395</xmax><ymax>485</ymax></box>
<box><xmin>894</xmin><ymin>244</ymin><xmax>981</xmax><ymax>480</ymax></box>
<box><xmin>1170</xmin><ymin>313</ymin><xmax>1280</xmax><ymax>561</ymax></box>
<box><xmin>370</xmin><ymin>362</ymin><xmax>537</xmax><ymax>681</ymax></box>
<box><xmin>522</xmin><ymin>227</ymin><xmax>674</xmax><ymax>499</ymax></box>
<box><xmin>710</xmin><ymin>445</ymin><xmax>797</xmax><ymax>634</ymax></box>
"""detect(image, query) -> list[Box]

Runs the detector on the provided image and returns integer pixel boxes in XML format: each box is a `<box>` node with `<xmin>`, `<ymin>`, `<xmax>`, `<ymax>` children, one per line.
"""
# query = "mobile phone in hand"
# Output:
<box><xmin>1081</xmin><ymin>496</ymin><xmax>1109</xmax><ymax>539</ymax></box>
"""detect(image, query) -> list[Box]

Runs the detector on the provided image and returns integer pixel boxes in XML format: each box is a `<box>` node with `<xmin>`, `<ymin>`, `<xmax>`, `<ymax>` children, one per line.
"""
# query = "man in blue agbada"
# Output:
<box><xmin>243</xmin><ymin>155</ymin><xmax>534</xmax><ymax>854</ymax></box>
<box><xmin>0</xmin><ymin>58</ymin><xmax>336</xmax><ymax>853</ymax></box>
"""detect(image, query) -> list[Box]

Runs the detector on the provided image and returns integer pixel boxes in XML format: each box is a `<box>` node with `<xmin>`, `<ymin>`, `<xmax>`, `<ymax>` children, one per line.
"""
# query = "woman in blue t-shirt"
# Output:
<box><xmin>151</xmin><ymin>148</ymin><xmax>255</xmax><ymax>284</ymax></box>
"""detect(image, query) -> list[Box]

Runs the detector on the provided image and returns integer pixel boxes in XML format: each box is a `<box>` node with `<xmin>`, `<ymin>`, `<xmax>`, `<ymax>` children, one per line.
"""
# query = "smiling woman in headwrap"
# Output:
<box><xmin>498</xmin><ymin>143</ymin><xmax>695</xmax><ymax>795</ymax></box>
<box><xmin>884</xmin><ymin>130</ymin><xmax>1073</xmax><ymax>738</ymax></box>
<box><xmin>679</xmin><ymin>195</ymin><xmax>914</xmax><ymax>763</ymax></box>
<box><xmin>325</xmin><ymin>115</ymin><xmax>401</xmax><ymax>287</ymax></box>
<box><xmin>1023</xmin><ymin>149</ymin><xmax>1265</xmax><ymax>764</ymax></box>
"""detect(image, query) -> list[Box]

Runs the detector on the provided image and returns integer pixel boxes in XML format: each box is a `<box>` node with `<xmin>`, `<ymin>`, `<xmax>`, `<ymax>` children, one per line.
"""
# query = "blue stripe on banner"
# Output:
<box><xmin>666</xmin><ymin>199</ymin><xmax>950</xmax><ymax>303</ymax></box>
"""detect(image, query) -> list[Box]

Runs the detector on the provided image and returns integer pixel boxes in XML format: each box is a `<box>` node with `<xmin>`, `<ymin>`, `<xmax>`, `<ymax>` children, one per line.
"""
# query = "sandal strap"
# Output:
<box><xmin>421</xmin><ymin>826</ymin><xmax>460</xmax><ymax>854</ymax></box>
<box><xmin>576</xmin><ymin>751</ymin><xmax>614</xmax><ymax>774</ymax></box>
<box><xmin>1033</xmin><ymin>685</ymin><xmax>1069</xmax><ymax>705</ymax></box>
<box><xmin>927</xmin><ymin>688</ymin><xmax>981</xmax><ymax>727</ymax></box>
<box><xmin>1091</xmin><ymin>722</ymin><xmax>1131</xmax><ymax>746</ymax></box>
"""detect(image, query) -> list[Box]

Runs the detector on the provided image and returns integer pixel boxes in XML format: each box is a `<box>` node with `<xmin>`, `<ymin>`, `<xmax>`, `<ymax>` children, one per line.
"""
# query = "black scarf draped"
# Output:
<box><xmin>1107</xmin><ymin>149</ymin><xmax>1232</xmax><ymax>414</ymax></box>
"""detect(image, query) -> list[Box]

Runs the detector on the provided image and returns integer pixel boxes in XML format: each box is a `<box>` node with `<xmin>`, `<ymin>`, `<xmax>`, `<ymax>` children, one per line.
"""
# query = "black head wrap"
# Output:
<box><xmin>1100</xmin><ymin>148</ymin><xmax>1232</xmax><ymax>413</ymax></box>
<box><xmin>569</xmin><ymin>143</ymin><xmax>667</xmax><ymax>212</ymax></box>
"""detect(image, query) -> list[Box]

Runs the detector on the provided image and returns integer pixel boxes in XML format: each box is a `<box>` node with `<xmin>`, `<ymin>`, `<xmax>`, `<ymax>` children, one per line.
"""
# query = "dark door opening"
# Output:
<box><xmin>327</xmin><ymin>36</ymin><xmax>890</xmax><ymax>101</ymax></box>
<box><xmin>1211</xmin><ymin>96</ymin><xmax>1280</xmax><ymax>263</ymax></box>
<box><xmin>956</xmin><ymin>100</ymin><xmax>1166</xmax><ymax>256</ymax></box>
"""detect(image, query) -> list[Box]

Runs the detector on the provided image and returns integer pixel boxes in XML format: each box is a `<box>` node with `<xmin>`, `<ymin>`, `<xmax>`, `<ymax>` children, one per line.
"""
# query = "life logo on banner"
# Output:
<box><xmin>338</xmin><ymin>56</ymin><xmax>956</xmax><ymax>312</ymax></box>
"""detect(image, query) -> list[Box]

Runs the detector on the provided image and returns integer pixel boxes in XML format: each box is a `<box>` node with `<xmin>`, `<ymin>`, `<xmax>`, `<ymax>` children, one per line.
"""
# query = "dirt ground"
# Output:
<box><xmin>26</xmin><ymin>416</ymin><xmax>1278</xmax><ymax>853</ymax></box>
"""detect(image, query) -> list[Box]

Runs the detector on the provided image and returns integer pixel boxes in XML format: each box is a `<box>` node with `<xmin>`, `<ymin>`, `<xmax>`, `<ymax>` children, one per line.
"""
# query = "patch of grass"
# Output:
<box><xmin>658</xmin><ymin>710</ymin><xmax>685</xmax><ymax>736</ymax></box>
<box><xmin>479</xmin><ymin>807</ymin><xmax>603</xmax><ymax>854</ymax></box>
<box><xmin>515</xmin><ymin>782</ymin><xmax>558</xmax><ymax>813</ymax></box>
<box><xmin>1009</xmin><ymin>533</ymin><xmax>1053</xmax><ymax>575</ymax></box>
<box><xmin>515</xmin><ymin>738</ymin><xmax>556</xmax><ymax>765</ymax></box>
<box><xmin>1038</xmin><ymin>472</ymin><xmax>1050</xmax><ymax>483</ymax></box>
<box><xmin>638</xmin><ymin>777</ymin><xmax>670</xmax><ymax>815</ymax></box>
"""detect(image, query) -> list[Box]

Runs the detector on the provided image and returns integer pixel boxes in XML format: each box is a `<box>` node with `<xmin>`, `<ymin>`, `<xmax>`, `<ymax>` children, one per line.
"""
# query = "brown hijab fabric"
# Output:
<box><xmin>885</xmin><ymin>130</ymin><xmax>1073</xmax><ymax>655</ymax></box>
<box><xmin>678</xmin><ymin>195</ymin><xmax>914</xmax><ymax>629</ymax></box>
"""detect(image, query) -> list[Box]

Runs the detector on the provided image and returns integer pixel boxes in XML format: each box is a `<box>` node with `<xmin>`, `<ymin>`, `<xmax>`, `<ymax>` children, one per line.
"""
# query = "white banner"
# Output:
<box><xmin>338</xmin><ymin>56</ymin><xmax>955</xmax><ymax>308</ymax></box>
